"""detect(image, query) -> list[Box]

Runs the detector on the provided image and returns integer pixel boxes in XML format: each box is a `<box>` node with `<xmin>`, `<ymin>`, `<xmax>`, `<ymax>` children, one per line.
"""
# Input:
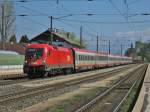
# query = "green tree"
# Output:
<box><xmin>68</xmin><ymin>32</ymin><xmax>87</xmax><ymax>48</ymax></box>
<box><xmin>9</xmin><ymin>34</ymin><xmax>16</xmax><ymax>43</ymax></box>
<box><xmin>125</xmin><ymin>41</ymin><xmax>150</xmax><ymax>61</ymax></box>
<box><xmin>19</xmin><ymin>35</ymin><xmax>29</xmax><ymax>43</ymax></box>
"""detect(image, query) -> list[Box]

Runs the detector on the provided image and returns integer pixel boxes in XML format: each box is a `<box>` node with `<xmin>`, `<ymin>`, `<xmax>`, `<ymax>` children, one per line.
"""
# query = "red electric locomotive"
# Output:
<box><xmin>24</xmin><ymin>44</ymin><xmax>74</xmax><ymax>78</ymax></box>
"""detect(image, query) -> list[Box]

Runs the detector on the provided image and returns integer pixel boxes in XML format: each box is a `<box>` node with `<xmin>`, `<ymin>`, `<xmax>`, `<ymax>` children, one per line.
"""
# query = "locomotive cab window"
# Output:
<box><xmin>26</xmin><ymin>48</ymin><xmax>44</xmax><ymax>59</ymax></box>
<box><xmin>36</xmin><ymin>48</ymin><xmax>44</xmax><ymax>58</ymax></box>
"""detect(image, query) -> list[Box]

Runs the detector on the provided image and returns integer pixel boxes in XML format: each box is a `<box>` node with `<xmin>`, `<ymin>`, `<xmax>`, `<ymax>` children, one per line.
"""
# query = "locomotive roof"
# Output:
<box><xmin>27</xmin><ymin>43</ymin><xmax>51</xmax><ymax>48</ymax></box>
<box><xmin>73</xmin><ymin>48</ymin><xmax>131</xmax><ymax>59</ymax></box>
<box><xmin>73</xmin><ymin>48</ymin><xmax>108</xmax><ymax>55</ymax></box>
<box><xmin>27</xmin><ymin>44</ymin><xmax>71</xmax><ymax>51</ymax></box>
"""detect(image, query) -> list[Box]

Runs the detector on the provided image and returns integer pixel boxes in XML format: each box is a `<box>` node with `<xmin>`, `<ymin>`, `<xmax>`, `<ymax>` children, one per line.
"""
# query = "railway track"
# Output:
<box><xmin>0</xmin><ymin>64</ymin><xmax>133</xmax><ymax>87</ymax></box>
<box><xmin>75</xmin><ymin>64</ymin><xmax>147</xmax><ymax>112</ymax></box>
<box><xmin>0</xmin><ymin>73</ymin><xmax>26</xmax><ymax>80</ymax></box>
<box><xmin>0</xmin><ymin>78</ymin><xmax>29</xmax><ymax>86</ymax></box>
<box><xmin>0</xmin><ymin>64</ymin><xmax>136</xmax><ymax>105</ymax></box>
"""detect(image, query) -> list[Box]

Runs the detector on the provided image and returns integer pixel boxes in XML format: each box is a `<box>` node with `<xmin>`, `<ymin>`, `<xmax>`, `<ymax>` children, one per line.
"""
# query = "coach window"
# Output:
<box><xmin>75</xmin><ymin>54</ymin><xmax>77</xmax><ymax>60</ymax></box>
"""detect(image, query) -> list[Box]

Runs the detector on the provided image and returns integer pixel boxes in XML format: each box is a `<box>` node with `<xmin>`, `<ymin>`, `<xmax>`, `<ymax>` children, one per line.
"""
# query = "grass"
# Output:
<box><xmin>120</xmin><ymin>88</ymin><xmax>137</xmax><ymax>112</ymax></box>
<box><xmin>0</xmin><ymin>54</ymin><xmax>24</xmax><ymax>65</ymax></box>
<box><xmin>41</xmin><ymin>87</ymin><xmax>106</xmax><ymax>112</ymax></box>
<box><xmin>119</xmin><ymin>79</ymin><xmax>142</xmax><ymax>112</ymax></box>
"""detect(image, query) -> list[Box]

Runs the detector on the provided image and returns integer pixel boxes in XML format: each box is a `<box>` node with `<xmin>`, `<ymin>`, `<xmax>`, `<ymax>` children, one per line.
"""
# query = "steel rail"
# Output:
<box><xmin>112</xmin><ymin>65</ymin><xmax>147</xmax><ymax>112</ymax></box>
<box><xmin>75</xmin><ymin>64</ymin><xmax>147</xmax><ymax>112</ymax></box>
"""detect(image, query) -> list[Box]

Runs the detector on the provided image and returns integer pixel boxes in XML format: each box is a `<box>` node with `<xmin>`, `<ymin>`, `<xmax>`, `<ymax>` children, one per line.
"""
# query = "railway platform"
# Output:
<box><xmin>133</xmin><ymin>64</ymin><xmax>150</xmax><ymax>112</ymax></box>
<box><xmin>0</xmin><ymin>65</ymin><xmax>23</xmax><ymax>78</ymax></box>
<box><xmin>0</xmin><ymin>69</ymin><xmax>23</xmax><ymax>79</ymax></box>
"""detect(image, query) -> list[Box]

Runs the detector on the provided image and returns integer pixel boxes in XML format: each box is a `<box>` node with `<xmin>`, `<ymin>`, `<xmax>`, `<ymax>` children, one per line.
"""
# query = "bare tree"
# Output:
<box><xmin>0</xmin><ymin>0</ymin><xmax>15</xmax><ymax>46</ymax></box>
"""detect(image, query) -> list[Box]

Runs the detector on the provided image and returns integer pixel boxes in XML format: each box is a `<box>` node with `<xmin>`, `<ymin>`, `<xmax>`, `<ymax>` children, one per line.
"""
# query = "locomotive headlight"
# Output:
<box><xmin>42</xmin><ymin>59</ymin><xmax>46</xmax><ymax>64</ymax></box>
<box><xmin>24</xmin><ymin>60</ymin><xmax>27</xmax><ymax>63</ymax></box>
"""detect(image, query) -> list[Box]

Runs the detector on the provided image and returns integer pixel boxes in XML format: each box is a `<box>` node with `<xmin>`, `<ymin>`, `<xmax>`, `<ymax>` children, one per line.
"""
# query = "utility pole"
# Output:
<box><xmin>49</xmin><ymin>16</ymin><xmax>53</xmax><ymax>44</ymax></box>
<box><xmin>131</xmin><ymin>42</ymin><xmax>133</xmax><ymax>48</ymax></box>
<box><xmin>1</xmin><ymin>5</ymin><xmax>5</xmax><ymax>49</ymax></box>
<box><xmin>50</xmin><ymin>16</ymin><xmax>53</xmax><ymax>30</ymax></box>
<box><xmin>49</xmin><ymin>15</ymin><xmax>73</xmax><ymax>45</ymax></box>
<box><xmin>97</xmin><ymin>35</ymin><xmax>99</xmax><ymax>52</ymax></box>
<box><xmin>80</xmin><ymin>25</ymin><xmax>82</xmax><ymax>46</ymax></box>
<box><xmin>121</xmin><ymin>44</ymin><xmax>123</xmax><ymax>56</ymax></box>
<box><xmin>108</xmin><ymin>40</ymin><xmax>110</xmax><ymax>54</ymax></box>
<box><xmin>56</xmin><ymin>0</ymin><xmax>59</xmax><ymax>4</ymax></box>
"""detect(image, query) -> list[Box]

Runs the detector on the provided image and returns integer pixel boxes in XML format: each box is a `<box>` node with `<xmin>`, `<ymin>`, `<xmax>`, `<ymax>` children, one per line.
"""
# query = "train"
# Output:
<box><xmin>23</xmin><ymin>43</ymin><xmax>132</xmax><ymax>78</ymax></box>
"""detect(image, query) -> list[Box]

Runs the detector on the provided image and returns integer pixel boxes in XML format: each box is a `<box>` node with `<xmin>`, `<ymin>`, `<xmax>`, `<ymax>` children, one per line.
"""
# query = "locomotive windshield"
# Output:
<box><xmin>26</xmin><ymin>48</ymin><xmax>44</xmax><ymax>58</ymax></box>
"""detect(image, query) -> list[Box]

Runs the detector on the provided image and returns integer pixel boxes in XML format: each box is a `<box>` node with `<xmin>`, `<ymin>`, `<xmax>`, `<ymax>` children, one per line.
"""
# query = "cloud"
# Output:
<box><xmin>115</xmin><ymin>28</ymin><xmax>150</xmax><ymax>42</ymax></box>
<box><xmin>116</xmin><ymin>31</ymin><xmax>141</xmax><ymax>38</ymax></box>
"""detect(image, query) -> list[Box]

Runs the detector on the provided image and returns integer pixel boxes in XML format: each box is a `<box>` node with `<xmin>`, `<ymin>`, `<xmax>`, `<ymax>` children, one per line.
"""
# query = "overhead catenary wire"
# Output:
<box><xmin>57</xmin><ymin>19</ymin><xmax>97</xmax><ymax>38</ymax></box>
<box><xmin>15</xmin><ymin>1</ymin><xmax>103</xmax><ymax>40</ymax></box>
<box><xmin>108</xmin><ymin>0</ymin><xmax>134</xmax><ymax>30</ymax></box>
<box><xmin>53</xmin><ymin>1</ymin><xmax>101</xmax><ymax>43</ymax></box>
<box><xmin>20</xmin><ymin>16</ymin><xmax>48</xmax><ymax>27</ymax></box>
<box><xmin>56</xmin><ymin>18</ymin><xmax>150</xmax><ymax>24</ymax></box>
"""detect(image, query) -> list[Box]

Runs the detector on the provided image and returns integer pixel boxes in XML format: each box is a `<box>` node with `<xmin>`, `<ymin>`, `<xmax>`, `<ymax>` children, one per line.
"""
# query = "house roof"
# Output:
<box><xmin>30</xmin><ymin>29</ymin><xmax>81</xmax><ymax>48</ymax></box>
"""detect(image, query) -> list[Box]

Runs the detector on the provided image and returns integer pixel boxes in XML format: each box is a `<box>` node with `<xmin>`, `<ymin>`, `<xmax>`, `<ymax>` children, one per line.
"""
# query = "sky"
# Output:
<box><xmin>10</xmin><ymin>0</ymin><xmax>150</xmax><ymax>54</ymax></box>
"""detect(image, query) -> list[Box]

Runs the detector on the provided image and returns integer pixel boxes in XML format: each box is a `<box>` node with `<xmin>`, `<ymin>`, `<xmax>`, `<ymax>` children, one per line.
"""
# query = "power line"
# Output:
<box><xmin>20</xmin><ymin>16</ymin><xmax>47</xmax><ymax>27</ymax></box>
<box><xmin>54</xmin><ymin>2</ymin><xmax>100</xmax><ymax>41</ymax></box>
<box><xmin>108</xmin><ymin>0</ymin><xmax>134</xmax><ymax>30</ymax></box>
<box><xmin>1</xmin><ymin>12</ymin><xmax>150</xmax><ymax>17</ymax></box>
<box><xmin>56</xmin><ymin>19</ymin><xmax>79</xmax><ymax>31</ymax></box>
<box><xmin>57</xmin><ymin>18</ymin><xmax>150</xmax><ymax>24</ymax></box>
<box><xmin>57</xmin><ymin>19</ymin><xmax>98</xmax><ymax>38</ymax></box>
<box><xmin>16</xmin><ymin>4</ymin><xmax>48</xmax><ymax>16</ymax></box>
<box><xmin>128</xmin><ymin>0</ymin><xmax>141</xmax><ymax>5</ymax></box>
<box><xmin>0</xmin><ymin>0</ymin><xmax>103</xmax><ymax>3</ymax></box>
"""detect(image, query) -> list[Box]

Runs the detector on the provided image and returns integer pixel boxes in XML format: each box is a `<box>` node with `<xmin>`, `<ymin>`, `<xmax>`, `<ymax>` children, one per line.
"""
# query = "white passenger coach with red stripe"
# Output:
<box><xmin>72</xmin><ymin>48</ymin><xmax>132</xmax><ymax>71</ymax></box>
